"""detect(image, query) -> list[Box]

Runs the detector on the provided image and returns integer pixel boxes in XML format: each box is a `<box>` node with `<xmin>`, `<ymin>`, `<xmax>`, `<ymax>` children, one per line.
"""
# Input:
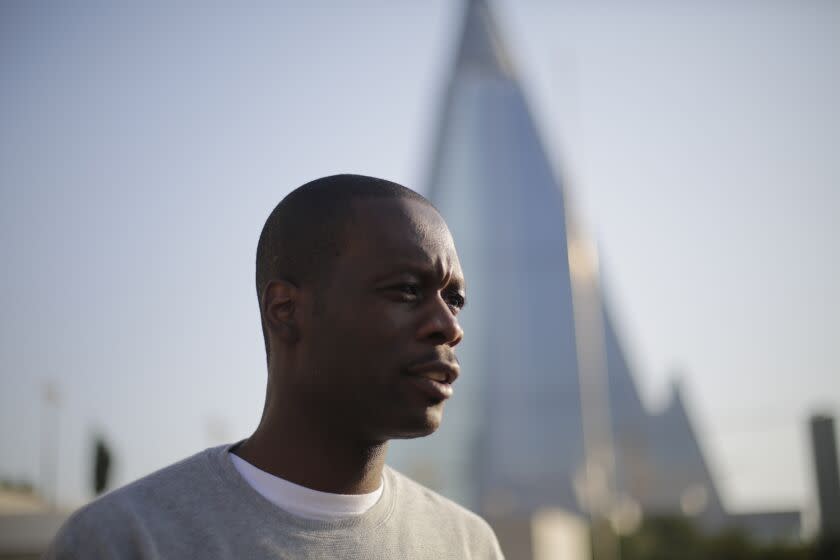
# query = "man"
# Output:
<box><xmin>46</xmin><ymin>174</ymin><xmax>504</xmax><ymax>559</ymax></box>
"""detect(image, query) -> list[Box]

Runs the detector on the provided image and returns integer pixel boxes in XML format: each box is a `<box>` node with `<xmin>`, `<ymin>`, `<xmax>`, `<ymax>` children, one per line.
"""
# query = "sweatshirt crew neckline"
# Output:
<box><xmin>227</xmin><ymin>451</ymin><xmax>384</xmax><ymax>520</ymax></box>
<box><xmin>203</xmin><ymin>443</ymin><xmax>397</xmax><ymax>535</ymax></box>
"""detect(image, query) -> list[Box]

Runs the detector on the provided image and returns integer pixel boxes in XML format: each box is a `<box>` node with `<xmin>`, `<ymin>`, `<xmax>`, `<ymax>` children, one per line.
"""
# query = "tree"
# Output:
<box><xmin>92</xmin><ymin>436</ymin><xmax>112</xmax><ymax>496</ymax></box>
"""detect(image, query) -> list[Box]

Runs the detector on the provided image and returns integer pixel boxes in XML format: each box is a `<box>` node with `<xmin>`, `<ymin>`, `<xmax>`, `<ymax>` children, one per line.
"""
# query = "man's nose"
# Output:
<box><xmin>418</xmin><ymin>295</ymin><xmax>464</xmax><ymax>347</ymax></box>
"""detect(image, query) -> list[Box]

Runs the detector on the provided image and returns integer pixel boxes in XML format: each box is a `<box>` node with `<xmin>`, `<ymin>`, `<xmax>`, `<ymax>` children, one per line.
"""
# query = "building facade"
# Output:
<box><xmin>389</xmin><ymin>0</ymin><xmax>727</xmax><ymax>529</ymax></box>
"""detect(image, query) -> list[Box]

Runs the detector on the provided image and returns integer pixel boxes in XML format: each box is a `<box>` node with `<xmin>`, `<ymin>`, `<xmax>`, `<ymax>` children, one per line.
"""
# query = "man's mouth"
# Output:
<box><xmin>422</xmin><ymin>371</ymin><xmax>448</xmax><ymax>383</ymax></box>
<box><xmin>405</xmin><ymin>360</ymin><xmax>459</xmax><ymax>384</ymax></box>
<box><xmin>403</xmin><ymin>360</ymin><xmax>459</xmax><ymax>401</ymax></box>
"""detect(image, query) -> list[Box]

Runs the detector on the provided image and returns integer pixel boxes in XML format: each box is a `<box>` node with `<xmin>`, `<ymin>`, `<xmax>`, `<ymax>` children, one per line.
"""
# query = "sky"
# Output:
<box><xmin>1</xmin><ymin>0</ymin><xmax>838</xmax><ymax>514</ymax></box>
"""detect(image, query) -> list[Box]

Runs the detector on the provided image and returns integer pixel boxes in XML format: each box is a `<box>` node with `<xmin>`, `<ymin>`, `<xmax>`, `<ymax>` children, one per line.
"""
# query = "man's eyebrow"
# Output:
<box><xmin>444</xmin><ymin>276</ymin><xmax>466</xmax><ymax>294</ymax></box>
<box><xmin>378</xmin><ymin>261</ymin><xmax>465</xmax><ymax>290</ymax></box>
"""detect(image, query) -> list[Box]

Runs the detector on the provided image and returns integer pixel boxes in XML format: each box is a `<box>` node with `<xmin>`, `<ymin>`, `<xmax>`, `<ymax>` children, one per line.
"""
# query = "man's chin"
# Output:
<box><xmin>387</xmin><ymin>406</ymin><xmax>444</xmax><ymax>440</ymax></box>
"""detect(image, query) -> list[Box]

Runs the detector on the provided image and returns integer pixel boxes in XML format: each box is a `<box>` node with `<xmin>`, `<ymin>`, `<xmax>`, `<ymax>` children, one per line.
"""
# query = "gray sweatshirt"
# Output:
<box><xmin>44</xmin><ymin>444</ymin><xmax>504</xmax><ymax>559</ymax></box>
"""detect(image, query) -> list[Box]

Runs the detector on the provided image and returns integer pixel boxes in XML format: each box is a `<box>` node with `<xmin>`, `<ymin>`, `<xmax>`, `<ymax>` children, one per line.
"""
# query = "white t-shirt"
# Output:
<box><xmin>228</xmin><ymin>452</ymin><xmax>384</xmax><ymax>521</ymax></box>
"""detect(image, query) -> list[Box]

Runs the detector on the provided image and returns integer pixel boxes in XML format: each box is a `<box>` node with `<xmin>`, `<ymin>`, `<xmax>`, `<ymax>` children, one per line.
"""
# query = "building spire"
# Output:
<box><xmin>454</xmin><ymin>0</ymin><xmax>514</xmax><ymax>77</ymax></box>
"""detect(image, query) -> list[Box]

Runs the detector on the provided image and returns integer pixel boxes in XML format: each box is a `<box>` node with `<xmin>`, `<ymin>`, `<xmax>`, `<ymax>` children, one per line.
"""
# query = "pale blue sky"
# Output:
<box><xmin>1</xmin><ymin>0</ymin><xmax>837</xmax><ymax>514</ymax></box>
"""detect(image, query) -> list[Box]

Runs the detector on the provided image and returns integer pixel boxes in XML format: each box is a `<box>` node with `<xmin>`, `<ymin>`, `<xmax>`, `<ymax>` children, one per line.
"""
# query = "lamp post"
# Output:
<box><xmin>40</xmin><ymin>380</ymin><xmax>61</xmax><ymax>509</ymax></box>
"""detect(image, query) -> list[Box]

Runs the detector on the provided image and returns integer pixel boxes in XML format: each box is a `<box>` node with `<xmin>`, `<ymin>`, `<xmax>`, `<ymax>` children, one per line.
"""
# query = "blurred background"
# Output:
<box><xmin>1</xmin><ymin>0</ymin><xmax>838</xmax><ymax>558</ymax></box>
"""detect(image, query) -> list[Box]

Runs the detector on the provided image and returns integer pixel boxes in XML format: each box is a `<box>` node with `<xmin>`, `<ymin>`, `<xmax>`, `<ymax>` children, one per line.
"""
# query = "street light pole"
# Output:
<box><xmin>40</xmin><ymin>380</ymin><xmax>60</xmax><ymax>509</ymax></box>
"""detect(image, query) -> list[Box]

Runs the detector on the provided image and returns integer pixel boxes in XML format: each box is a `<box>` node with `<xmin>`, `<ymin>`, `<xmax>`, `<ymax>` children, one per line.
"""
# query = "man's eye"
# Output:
<box><xmin>394</xmin><ymin>284</ymin><xmax>420</xmax><ymax>299</ymax></box>
<box><xmin>445</xmin><ymin>293</ymin><xmax>465</xmax><ymax>311</ymax></box>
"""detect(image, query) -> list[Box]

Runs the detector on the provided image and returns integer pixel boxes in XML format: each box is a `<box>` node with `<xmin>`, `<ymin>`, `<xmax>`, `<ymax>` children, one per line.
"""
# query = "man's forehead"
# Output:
<box><xmin>346</xmin><ymin>198</ymin><xmax>462</xmax><ymax>274</ymax></box>
<box><xmin>349</xmin><ymin>198</ymin><xmax>446</xmax><ymax>242</ymax></box>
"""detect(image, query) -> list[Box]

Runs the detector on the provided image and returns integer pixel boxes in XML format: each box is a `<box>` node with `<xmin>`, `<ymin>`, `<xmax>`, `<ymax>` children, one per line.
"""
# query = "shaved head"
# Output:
<box><xmin>256</xmin><ymin>174</ymin><xmax>433</xmax><ymax>357</ymax></box>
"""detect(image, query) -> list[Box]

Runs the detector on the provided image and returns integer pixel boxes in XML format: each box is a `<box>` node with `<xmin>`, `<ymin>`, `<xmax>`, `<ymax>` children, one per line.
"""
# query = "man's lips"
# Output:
<box><xmin>403</xmin><ymin>360</ymin><xmax>459</xmax><ymax>401</ymax></box>
<box><xmin>404</xmin><ymin>360</ymin><xmax>460</xmax><ymax>385</ymax></box>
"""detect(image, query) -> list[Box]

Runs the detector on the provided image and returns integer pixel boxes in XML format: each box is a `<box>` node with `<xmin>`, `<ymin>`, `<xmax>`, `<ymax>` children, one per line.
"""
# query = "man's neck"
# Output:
<box><xmin>233</xmin><ymin>416</ymin><xmax>387</xmax><ymax>495</ymax></box>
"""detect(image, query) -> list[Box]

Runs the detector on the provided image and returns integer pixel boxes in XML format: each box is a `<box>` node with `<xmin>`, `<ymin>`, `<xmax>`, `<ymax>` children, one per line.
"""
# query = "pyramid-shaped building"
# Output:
<box><xmin>389</xmin><ymin>0</ymin><xmax>727</xmax><ymax>527</ymax></box>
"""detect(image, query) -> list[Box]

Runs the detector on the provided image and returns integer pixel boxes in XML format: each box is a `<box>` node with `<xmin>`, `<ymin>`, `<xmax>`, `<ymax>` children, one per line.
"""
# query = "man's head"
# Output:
<box><xmin>256</xmin><ymin>174</ymin><xmax>466</xmax><ymax>443</ymax></box>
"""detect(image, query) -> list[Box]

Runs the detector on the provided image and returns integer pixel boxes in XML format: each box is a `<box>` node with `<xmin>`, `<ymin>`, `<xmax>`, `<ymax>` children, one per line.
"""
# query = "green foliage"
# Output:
<box><xmin>93</xmin><ymin>437</ymin><xmax>113</xmax><ymax>495</ymax></box>
<box><xmin>0</xmin><ymin>477</ymin><xmax>35</xmax><ymax>493</ymax></box>
<box><xmin>615</xmin><ymin>516</ymin><xmax>826</xmax><ymax>560</ymax></box>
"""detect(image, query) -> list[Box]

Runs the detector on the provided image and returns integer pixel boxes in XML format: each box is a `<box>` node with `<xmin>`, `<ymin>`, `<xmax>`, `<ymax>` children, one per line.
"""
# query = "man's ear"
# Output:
<box><xmin>262</xmin><ymin>279</ymin><xmax>300</xmax><ymax>344</ymax></box>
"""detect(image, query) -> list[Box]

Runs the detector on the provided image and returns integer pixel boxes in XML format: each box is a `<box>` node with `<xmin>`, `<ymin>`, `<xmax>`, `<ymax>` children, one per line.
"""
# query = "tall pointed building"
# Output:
<box><xmin>389</xmin><ymin>0</ymin><xmax>726</xmax><ymax>527</ymax></box>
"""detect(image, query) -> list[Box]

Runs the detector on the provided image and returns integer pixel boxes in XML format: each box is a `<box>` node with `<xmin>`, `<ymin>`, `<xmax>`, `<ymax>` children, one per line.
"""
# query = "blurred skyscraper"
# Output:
<box><xmin>810</xmin><ymin>414</ymin><xmax>840</xmax><ymax>538</ymax></box>
<box><xmin>389</xmin><ymin>0</ymin><xmax>727</xmax><ymax>529</ymax></box>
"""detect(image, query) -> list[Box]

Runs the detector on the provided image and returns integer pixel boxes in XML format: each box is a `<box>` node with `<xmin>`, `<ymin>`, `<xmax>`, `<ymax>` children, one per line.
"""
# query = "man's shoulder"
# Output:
<box><xmin>45</xmin><ymin>445</ymin><xmax>224</xmax><ymax>557</ymax></box>
<box><xmin>84</xmin><ymin>444</ymin><xmax>219</xmax><ymax>510</ymax></box>
<box><xmin>384</xmin><ymin>466</ymin><xmax>504</xmax><ymax>558</ymax></box>
<box><xmin>385</xmin><ymin>466</ymin><xmax>496</xmax><ymax>535</ymax></box>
